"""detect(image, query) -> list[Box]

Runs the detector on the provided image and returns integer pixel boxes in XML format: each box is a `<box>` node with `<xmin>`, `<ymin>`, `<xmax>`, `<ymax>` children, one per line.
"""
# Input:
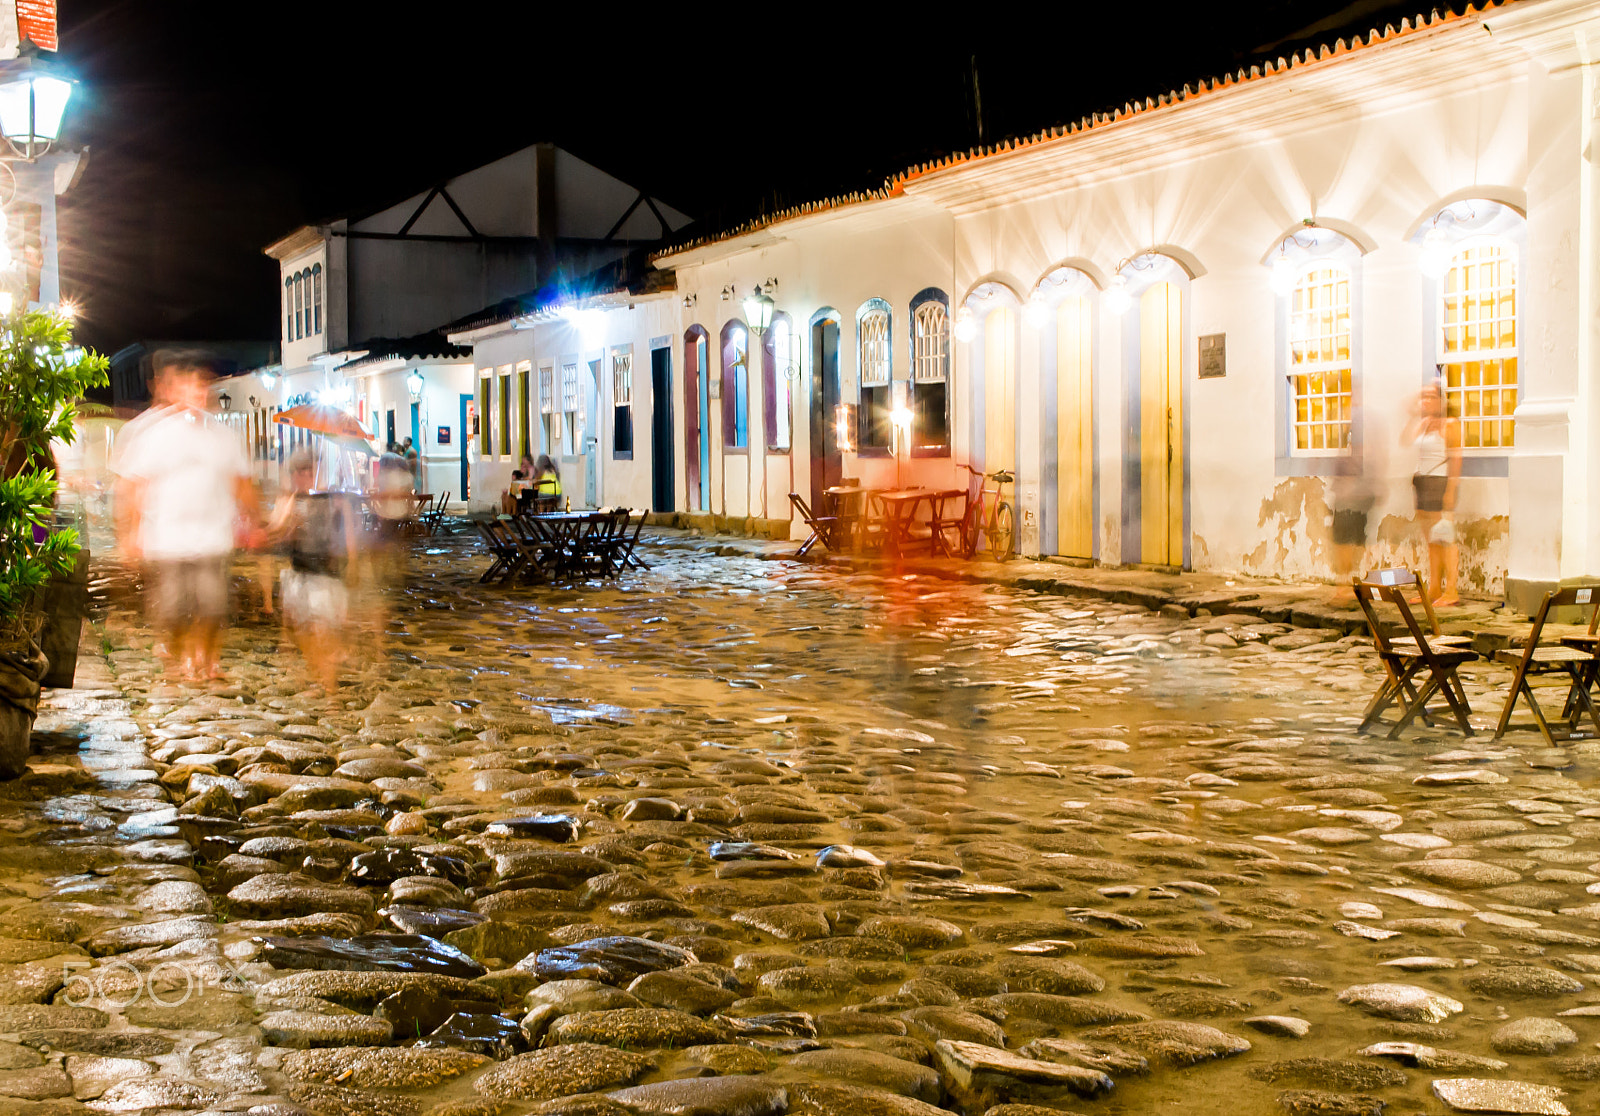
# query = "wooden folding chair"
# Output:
<box><xmin>475</xmin><ymin>520</ymin><xmax>520</xmax><ymax>583</ymax></box>
<box><xmin>1354</xmin><ymin>568</ymin><xmax>1479</xmax><ymax>738</ymax></box>
<box><xmin>617</xmin><ymin>510</ymin><xmax>649</xmax><ymax>570</ymax></box>
<box><xmin>789</xmin><ymin>492</ymin><xmax>848</xmax><ymax>557</ymax></box>
<box><xmin>421</xmin><ymin>491</ymin><xmax>450</xmax><ymax>536</ymax></box>
<box><xmin>1493</xmin><ymin>586</ymin><xmax>1600</xmax><ymax>747</ymax></box>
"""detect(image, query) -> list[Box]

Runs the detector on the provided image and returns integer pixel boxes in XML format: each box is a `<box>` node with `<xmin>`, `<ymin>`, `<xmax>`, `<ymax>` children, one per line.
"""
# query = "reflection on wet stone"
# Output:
<box><xmin>25</xmin><ymin>537</ymin><xmax>1600</xmax><ymax>1116</ymax></box>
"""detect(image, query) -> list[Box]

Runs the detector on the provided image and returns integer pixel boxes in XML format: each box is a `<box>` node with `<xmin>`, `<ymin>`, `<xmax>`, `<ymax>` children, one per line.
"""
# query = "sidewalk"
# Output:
<box><xmin>641</xmin><ymin>526</ymin><xmax>1538</xmax><ymax>653</ymax></box>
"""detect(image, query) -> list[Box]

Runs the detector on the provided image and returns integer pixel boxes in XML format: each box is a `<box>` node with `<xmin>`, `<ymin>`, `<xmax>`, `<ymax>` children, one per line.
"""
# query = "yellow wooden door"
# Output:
<box><xmin>984</xmin><ymin>307</ymin><xmax>1016</xmax><ymax>473</ymax></box>
<box><xmin>1056</xmin><ymin>296</ymin><xmax>1093</xmax><ymax>557</ymax></box>
<box><xmin>1139</xmin><ymin>283</ymin><xmax>1183</xmax><ymax>566</ymax></box>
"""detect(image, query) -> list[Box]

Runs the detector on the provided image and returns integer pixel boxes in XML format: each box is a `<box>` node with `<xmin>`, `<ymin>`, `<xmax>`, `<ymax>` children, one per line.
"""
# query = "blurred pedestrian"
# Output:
<box><xmin>110</xmin><ymin>352</ymin><xmax>255</xmax><ymax>681</ymax></box>
<box><xmin>1405</xmin><ymin>378</ymin><xmax>1462</xmax><ymax>606</ymax></box>
<box><xmin>1328</xmin><ymin>387</ymin><xmax>1384</xmax><ymax>599</ymax></box>
<box><xmin>402</xmin><ymin>437</ymin><xmax>421</xmax><ymax>493</ymax></box>
<box><xmin>533</xmin><ymin>454</ymin><xmax>561</xmax><ymax>499</ymax></box>
<box><xmin>268</xmin><ymin>448</ymin><xmax>357</xmax><ymax>691</ymax></box>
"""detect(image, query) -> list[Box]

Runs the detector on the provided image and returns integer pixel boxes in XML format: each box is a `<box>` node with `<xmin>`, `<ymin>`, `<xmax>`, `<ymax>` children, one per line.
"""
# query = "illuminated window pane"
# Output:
<box><xmin>1439</xmin><ymin>242</ymin><xmax>1517</xmax><ymax>448</ymax></box>
<box><xmin>1286</xmin><ymin>266</ymin><xmax>1353</xmax><ymax>456</ymax></box>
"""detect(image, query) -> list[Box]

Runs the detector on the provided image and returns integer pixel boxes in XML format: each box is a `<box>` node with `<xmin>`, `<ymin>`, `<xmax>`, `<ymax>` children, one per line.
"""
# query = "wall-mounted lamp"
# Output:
<box><xmin>720</xmin><ymin>284</ymin><xmax>736</xmax><ymax>301</ymax></box>
<box><xmin>1024</xmin><ymin>291</ymin><xmax>1049</xmax><ymax>328</ymax></box>
<box><xmin>407</xmin><ymin>369</ymin><xmax>424</xmax><ymax>399</ymax></box>
<box><xmin>1420</xmin><ymin>227</ymin><xmax>1452</xmax><ymax>281</ymax></box>
<box><xmin>954</xmin><ymin>305</ymin><xmax>976</xmax><ymax>343</ymax></box>
<box><xmin>217</xmin><ymin>390</ymin><xmax>232</xmax><ymax>412</ymax></box>
<box><xmin>742</xmin><ymin>286</ymin><xmax>775</xmax><ymax>336</ymax></box>
<box><xmin>259</xmin><ymin>370</ymin><xmax>277</xmax><ymax>390</ymax></box>
<box><xmin>762</xmin><ymin>277</ymin><xmax>778</xmax><ymax>296</ymax></box>
<box><xmin>248</xmin><ymin>395</ymin><xmax>258</xmax><ymax>408</ymax></box>
<box><xmin>682</xmin><ymin>293</ymin><xmax>698</xmax><ymax>310</ymax></box>
<box><xmin>1105</xmin><ymin>274</ymin><xmax>1131</xmax><ymax>316</ymax></box>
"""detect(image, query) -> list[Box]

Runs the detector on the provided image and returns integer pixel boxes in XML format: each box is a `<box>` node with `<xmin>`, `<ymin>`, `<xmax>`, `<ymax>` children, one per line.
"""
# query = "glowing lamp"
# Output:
<box><xmin>1105</xmin><ymin>275</ymin><xmax>1131</xmax><ymax>316</ymax></box>
<box><xmin>407</xmin><ymin>369</ymin><xmax>424</xmax><ymax>398</ymax></box>
<box><xmin>1024</xmin><ymin>292</ymin><xmax>1048</xmax><ymax>328</ymax></box>
<box><xmin>954</xmin><ymin>306</ymin><xmax>976</xmax><ymax>343</ymax></box>
<box><xmin>259</xmin><ymin>370</ymin><xmax>277</xmax><ymax>390</ymax></box>
<box><xmin>0</xmin><ymin>48</ymin><xmax>74</xmax><ymax>161</ymax></box>
<box><xmin>742</xmin><ymin>287</ymin><xmax>775</xmax><ymax>336</ymax></box>
<box><xmin>1420</xmin><ymin>227</ymin><xmax>1452</xmax><ymax>281</ymax></box>
<box><xmin>1270</xmin><ymin>252</ymin><xmax>1296</xmax><ymax>295</ymax></box>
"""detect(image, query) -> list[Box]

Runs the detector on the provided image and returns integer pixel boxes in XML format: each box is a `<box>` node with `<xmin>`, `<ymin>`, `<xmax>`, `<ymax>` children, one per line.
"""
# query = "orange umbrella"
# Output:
<box><xmin>273</xmin><ymin>403</ymin><xmax>376</xmax><ymax>454</ymax></box>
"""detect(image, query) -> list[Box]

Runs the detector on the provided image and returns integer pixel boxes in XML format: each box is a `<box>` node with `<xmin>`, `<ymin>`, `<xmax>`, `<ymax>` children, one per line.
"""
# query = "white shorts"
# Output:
<box><xmin>280</xmin><ymin>569</ymin><xmax>347</xmax><ymax>628</ymax></box>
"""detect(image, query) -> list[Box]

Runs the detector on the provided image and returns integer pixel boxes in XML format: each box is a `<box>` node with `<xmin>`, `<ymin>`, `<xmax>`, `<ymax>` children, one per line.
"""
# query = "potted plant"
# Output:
<box><xmin>0</xmin><ymin>307</ymin><xmax>108</xmax><ymax>777</ymax></box>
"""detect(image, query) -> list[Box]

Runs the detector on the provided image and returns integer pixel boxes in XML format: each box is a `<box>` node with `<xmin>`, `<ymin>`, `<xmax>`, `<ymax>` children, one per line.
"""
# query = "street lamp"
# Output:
<box><xmin>407</xmin><ymin>369</ymin><xmax>424</xmax><ymax>399</ymax></box>
<box><xmin>0</xmin><ymin>47</ymin><xmax>73</xmax><ymax>161</ymax></box>
<box><xmin>218</xmin><ymin>390</ymin><xmax>231</xmax><ymax>412</ymax></box>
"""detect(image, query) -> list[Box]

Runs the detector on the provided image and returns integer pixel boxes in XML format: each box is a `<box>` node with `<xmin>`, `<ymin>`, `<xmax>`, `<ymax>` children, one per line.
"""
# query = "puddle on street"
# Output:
<box><xmin>21</xmin><ymin>533</ymin><xmax>1597</xmax><ymax>1115</ymax></box>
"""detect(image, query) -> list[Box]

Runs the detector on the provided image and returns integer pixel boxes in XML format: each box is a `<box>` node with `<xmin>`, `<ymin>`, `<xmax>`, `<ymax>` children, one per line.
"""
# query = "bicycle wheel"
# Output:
<box><xmin>988</xmin><ymin>502</ymin><xmax>1015</xmax><ymax>561</ymax></box>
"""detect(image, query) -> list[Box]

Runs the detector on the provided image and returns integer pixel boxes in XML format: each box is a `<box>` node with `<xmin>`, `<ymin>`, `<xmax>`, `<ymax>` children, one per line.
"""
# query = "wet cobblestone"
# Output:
<box><xmin>3</xmin><ymin>534</ymin><xmax>1598</xmax><ymax>1115</ymax></box>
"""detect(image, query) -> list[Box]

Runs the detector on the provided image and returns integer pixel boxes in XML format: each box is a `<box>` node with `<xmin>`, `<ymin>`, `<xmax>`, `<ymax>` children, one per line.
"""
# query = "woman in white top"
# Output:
<box><xmin>1403</xmin><ymin>380</ymin><xmax>1462</xmax><ymax>607</ymax></box>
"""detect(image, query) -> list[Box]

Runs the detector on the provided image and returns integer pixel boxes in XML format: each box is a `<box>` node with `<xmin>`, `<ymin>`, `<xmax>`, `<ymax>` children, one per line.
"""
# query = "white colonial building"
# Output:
<box><xmin>440</xmin><ymin>0</ymin><xmax>1600</xmax><ymax>609</ymax></box>
<box><xmin>234</xmin><ymin>143</ymin><xmax>691</xmax><ymax>498</ymax></box>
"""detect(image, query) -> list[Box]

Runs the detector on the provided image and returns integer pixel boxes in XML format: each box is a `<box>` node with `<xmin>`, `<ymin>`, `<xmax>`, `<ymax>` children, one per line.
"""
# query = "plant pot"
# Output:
<box><xmin>39</xmin><ymin>549</ymin><xmax>89</xmax><ymax>689</ymax></box>
<box><xmin>0</xmin><ymin>622</ymin><xmax>47</xmax><ymax>779</ymax></box>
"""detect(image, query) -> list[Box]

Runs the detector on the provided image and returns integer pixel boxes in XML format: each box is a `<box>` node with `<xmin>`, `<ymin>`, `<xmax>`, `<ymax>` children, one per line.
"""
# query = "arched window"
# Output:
<box><xmin>856</xmin><ymin>298</ymin><xmax>892</xmax><ymax>454</ymax></box>
<box><xmin>763</xmin><ymin>312</ymin><xmax>793</xmax><ymax>452</ymax></box>
<box><xmin>721</xmin><ymin>320</ymin><xmax>749</xmax><ymax>450</ymax></box>
<box><xmin>284</xmin><ymin>278</ymin><xmax>293</xmax><ymax>341</ymax></box>
<box><xmin>909</xmin><ymin>289</ymin><xmax>949</xmax><ymax>455</ymax></box>
<box><xmin>311</xmin><ymin>263</ymin><xmax>323</xmax><ymax>334</ymax></box>
<box><xmin>292</xmin><ymin>272</ymin><xmax>303</xmax><ymax>340</ymax></box>
<box><xmin>1288</xmin><ymin>266</ymin><xmax>1353</xmax><ymax>454</ymax></box>
<box><xmin>1440</xmin><ymin>240</ymin><xmax>1517</xmax><ymax>449</ymax></box>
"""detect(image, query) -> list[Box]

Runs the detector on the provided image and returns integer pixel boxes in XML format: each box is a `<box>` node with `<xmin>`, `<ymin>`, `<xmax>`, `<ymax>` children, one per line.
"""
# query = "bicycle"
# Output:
<box><xmin>950</xmin><ymin>463</ymin><xmax>1015</xmax><ymax>561</ymax></box>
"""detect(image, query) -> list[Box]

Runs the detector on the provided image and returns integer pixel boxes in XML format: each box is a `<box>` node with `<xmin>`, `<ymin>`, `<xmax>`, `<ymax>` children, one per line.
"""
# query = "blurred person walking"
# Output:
<box><xmin>1405</xmin><ymin>378</ymin><xmax>1462</xmax><ymax>606</ymax></box>
<box><xmin>110</xmin><ymin>353</ymin><xmax>255</xmax><ymax>681</ymax></box>
<box><xmin>1328</xmin><ymin>388</ymin><xmax>1385</xmax><ymax>600</ymax></box>
<box><xmin>268</xmin><ymin>448</ymin><xmax>358</xmax><ymax>691</ymax></box>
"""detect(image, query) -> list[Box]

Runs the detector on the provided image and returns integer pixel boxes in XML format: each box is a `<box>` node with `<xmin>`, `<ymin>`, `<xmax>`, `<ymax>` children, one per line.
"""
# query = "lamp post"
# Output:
<box><xmin>0</xmin><ymin>46</ymin><xmax>73</xmax><ymax>162</ymax></box>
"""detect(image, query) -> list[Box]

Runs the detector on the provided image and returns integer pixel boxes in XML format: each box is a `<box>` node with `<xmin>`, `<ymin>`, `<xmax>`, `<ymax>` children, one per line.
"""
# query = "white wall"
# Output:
<box><xmin>645</xmin><ymin>9</ymin><xmax>1576</xmax><ymax>594</ymax></box>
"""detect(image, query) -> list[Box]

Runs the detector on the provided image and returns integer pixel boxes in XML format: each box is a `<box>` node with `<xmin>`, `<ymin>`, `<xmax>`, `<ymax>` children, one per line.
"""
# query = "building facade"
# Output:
<box><xmin>240</xmin><ymin>144</ymin><xmax>692</xmax><ymax>497</ymax></box>
<box><xmin>446</xmin><ymin>0</ymin><xmax>1596</xmax><ymax>608</ymax></box>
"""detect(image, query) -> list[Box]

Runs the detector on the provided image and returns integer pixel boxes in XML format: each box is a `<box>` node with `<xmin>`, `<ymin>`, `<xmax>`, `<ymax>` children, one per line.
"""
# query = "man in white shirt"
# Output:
<box><xmin>111</xmin><ymin>353</ymin><xmax>255</xmax><ymax>681</ymax></box>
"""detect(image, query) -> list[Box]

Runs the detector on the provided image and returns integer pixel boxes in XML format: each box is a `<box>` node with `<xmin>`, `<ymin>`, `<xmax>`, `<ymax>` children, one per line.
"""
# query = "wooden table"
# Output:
<box><xmin>871</xmin><ymin>488</ymin><xmax>966</xmax><ymax>557</ymax></box>
<box><xmin>515</xmin><ymin>510</ymin><xmax>638</xmax><ymax>578</ymax></box>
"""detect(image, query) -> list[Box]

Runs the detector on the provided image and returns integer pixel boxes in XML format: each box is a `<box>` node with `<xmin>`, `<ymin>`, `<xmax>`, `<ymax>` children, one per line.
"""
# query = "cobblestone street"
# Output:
<box><xmin>2</xmin><ymin>533</ymin><xmax>1598</xmax><ymax>1116</ymax></box>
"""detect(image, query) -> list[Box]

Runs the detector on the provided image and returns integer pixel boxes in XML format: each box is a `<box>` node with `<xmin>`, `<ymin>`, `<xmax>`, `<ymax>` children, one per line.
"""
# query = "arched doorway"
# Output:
<box><xmin>1056</xmin><ymin>293</ymin><xmax>1094</xmax><ymax>557</ymax></box>
<box><xmin>984</xmin><ymin>305</ymin><xmax>1018</xmax><ymax>475</ymax></box>
<box><xmin>808</xmin><ymin>309</ymin><xmax>842</xmax><ymax>510</ymax></box>
<box><xmin>1137</xmin><ymin>279</ymin><xmax>1184</xmax><ymax>567</ymax></box>
<box><xmin>684</xmin><ymin>326</ymin><xmax>710</xmax><ymax>512</ymax></box>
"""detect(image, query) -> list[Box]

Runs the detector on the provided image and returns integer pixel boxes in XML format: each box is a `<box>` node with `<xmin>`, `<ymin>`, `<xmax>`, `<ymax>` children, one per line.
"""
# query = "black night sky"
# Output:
<box><xmin>55</xmin><ymin>1</ymin><xmax>1464</xmax><ymax>357</ymax></box>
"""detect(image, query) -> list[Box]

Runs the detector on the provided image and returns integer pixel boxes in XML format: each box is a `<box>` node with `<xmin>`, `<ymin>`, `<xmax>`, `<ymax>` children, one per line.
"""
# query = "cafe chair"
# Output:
<box><xmin>1493</xmin><ymin>586</ymin><xmax>1600</xmax><ymax>747</ymax></box>
<box><xmin>1353</xmin><ymin>568</ymin><xmax>1478</xmax><ymax>738</ymax></box>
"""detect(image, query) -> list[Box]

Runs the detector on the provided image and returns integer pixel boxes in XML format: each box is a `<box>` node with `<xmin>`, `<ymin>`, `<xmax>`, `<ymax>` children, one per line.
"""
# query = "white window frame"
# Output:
<box><xmin>1438</xmin><ymin>237</ymin><xmax>1518</xmax><ymax>452</ymax></box>
<box><xmin>912</xmin><ymin>300</ymin><xmax>950</xmax><ymax>383</ymax></box>
<box><xmin>1286</xmin><ymin>264</ymin><xmax>1353</xmax><ymax>457</ymax></box>
<box><xmin>858</xmin><ymin>303</ymin><xmax>891</xmax><ymax>387</ymax></box>
<box><xmin>611</xmin><ymin>347</ymin><xmax>633</xmax><ymax>406</ymax></box>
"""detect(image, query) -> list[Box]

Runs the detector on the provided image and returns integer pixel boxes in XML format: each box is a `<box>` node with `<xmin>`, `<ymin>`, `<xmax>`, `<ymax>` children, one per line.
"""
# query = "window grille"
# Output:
<box><xmin>539</xmin><ymin>366</ymin><xmax>554</xmax><ymax>414</ymax></box>
<box><xmin>1288</xmin><ymin>267</ymin><xmax>1353</xmax><ymax>454</ymax></box>
<box><xmin>561</xmin><ymin>363</ymin><xmax>579</xmax><ymax>413</ymax></box>
<box><xmin>612</xmin><ymin>351</ymin><xmax>632</xmax><ymax>405</ymax></box>
<box><xmin>912</xmin><ymin>301</ymin><xmax>949</xmax><ymax>383</ymax></box>
<box><xmin>1441</xmin><ymin>242</ymin><xmax>1518</xmax><ymax>449</ymax></box>
<box><xmin>859</xmin><ymin>307</ymin><xmax>890</xmax><ymax>386</ymax></box>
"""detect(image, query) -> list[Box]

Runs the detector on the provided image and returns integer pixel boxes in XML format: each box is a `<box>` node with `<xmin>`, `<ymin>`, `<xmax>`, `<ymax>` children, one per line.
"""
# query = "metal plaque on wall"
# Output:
<box><xmin>1198</xmin><ymin>333</ymin><xmax>1225</xmax><ymax>379</ymax></box>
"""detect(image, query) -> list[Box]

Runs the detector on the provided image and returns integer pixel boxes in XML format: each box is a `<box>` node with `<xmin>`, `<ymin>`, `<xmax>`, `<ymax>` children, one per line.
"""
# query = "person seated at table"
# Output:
<box><xmin>533</xmin><ymin>455</ymin><xmax>561</xmax><ymax>502</ymax></box>
<box><xmin>503</xmin><ymin>470</ymin><xmax>530</xmax><ymax>515</ymax></box>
